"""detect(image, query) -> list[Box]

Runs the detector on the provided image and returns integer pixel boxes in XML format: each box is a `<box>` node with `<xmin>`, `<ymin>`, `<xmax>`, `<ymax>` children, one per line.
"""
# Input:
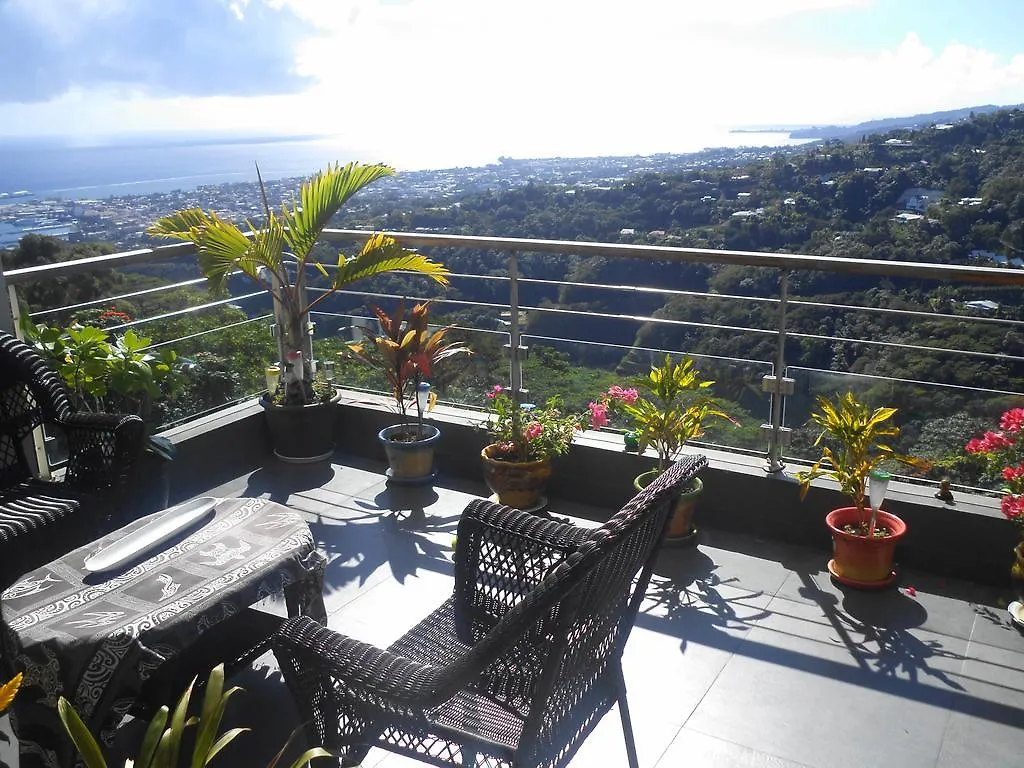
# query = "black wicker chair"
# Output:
<box><xmin>0</xmin><ymin>329</ymin><xmax>146</xmax><ymax>589</ymax></box>
<box><xmin>272</xmin><ymin>454</ymin><xmax>707</xmax><ymax>768</ymax></box>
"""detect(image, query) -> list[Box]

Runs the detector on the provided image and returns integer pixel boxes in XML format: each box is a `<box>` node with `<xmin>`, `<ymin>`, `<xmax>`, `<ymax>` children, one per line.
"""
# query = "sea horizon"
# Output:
<box><xmin>0</xmin><ymin>129</ymin><xmax>812</xmax><ymax>203</ymax></box>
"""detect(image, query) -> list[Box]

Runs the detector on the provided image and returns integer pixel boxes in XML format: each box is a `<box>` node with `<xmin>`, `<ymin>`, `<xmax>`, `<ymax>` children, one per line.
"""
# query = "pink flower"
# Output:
<box><xmin>486</xmin><ymin>384</ymin><xmax>504</xmax><ymax>400</ymax></box>
<box><xmin>1000</xmin><ymin>408</ymin><xmax>1024</xmax><ymax>433</ymax></box>
<box><xmin>588</xmin><ymin>401</ymin><xmax>610</xmax><ymax>429</ymax></box>
<box><xmin>524</xmin><ymin>422</ymin><xmax>543</xmax><ymax>441</ymax></box>
<box><xmin>606</xmin><ymin>386</ymin><xmax>640</xmax><ymax>404</ymax></box>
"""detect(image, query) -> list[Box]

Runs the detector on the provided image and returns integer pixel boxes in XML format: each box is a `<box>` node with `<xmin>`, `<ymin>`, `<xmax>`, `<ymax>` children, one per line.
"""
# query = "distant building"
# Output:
<box><xmin>700</xmin><ymin>195</ymin><xmax>716</xmax><ymax>203</ymax></box>
<box><xmin>783</xmin><ymin>198</ymin><xmax>797</xmax><ymax>205</ymax></box>
<box><xmin>619</xmin><ymin>228</ymin><xmax>636</xmax><ymax>237</ymax></box>
<box><xmin>964</xmin><ymin>300</ymin><xmax>999</xmax><ymax>313</ymax></box>
<box><xmin>897</xmin><ymin>187</ymin><xmax>945</xmax><ymax>212</ymax></box>
<box><xmin>893</xmin><ymin>212</ymin><xmax>924</xmax><ymax>222</ymax></box>
<box><xmin>736</xmin><ymin>192</ymin><xmax>752</xmax><ymax>200</ymax></box>
<box><xmin>884</xmin><ymin>138</ymin><xmax>913</xmax><ymax>147</ymax></box>
<box><xmin>959</xmin><ymin>197</ymin><xmax>984</xmax><ymax>206</ymax></box>
<box><xmin>861</xmin><ymin>167</ymin><xmax>885</xmax><ymax>173</ymax></box>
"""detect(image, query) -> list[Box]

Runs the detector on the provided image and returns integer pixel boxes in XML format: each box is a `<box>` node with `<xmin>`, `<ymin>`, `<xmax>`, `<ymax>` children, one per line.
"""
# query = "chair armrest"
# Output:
<box><xmin>60</xmin><ymin>411</ymin><xmax>146</xmax><ymax>489</ymax></box>
<box><xmin>453</xmin><ymin>500</ymin><xmax>593</xmax><ymax>625</ymax></box>
<box><xmin>272</xmin><ymin>615</ymin><xmax>448</xmax><ymax>708</ymax></box>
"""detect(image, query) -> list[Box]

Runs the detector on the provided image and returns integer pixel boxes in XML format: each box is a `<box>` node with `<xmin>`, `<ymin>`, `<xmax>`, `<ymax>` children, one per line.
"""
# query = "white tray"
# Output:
<box><xmin>84</xmin><ymin>497</ymin><xmax>219</xmax><ymax>573</ymax></box>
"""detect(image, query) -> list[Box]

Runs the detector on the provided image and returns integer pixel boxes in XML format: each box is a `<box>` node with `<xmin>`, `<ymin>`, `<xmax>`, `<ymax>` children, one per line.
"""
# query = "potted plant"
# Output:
<box><xmin>481</xmin><ymin>386</ymin><xmax>588</xmax><ymax>510</ymax></box>
<box><xmin>57</xmin><ymin>664</ymin><xmax>330</xmax><ymax>768</ymax></box>
<box><xmin>344</xmin><ymin>299</ymin><xmax>471</xmax><ymax>484</ymax></box>
<box><xmin>22</xmin><ymin>318</ymin><xmax>182</xmax><ymax>512</ymax></box>
<box><xmin>796</xmin><ymin>392</ymin><xmax>926</xmax><ymax>588</ymax></box>
<box><xmin>964</xmin><ymin>407</ymin><xmax>1024</xmax><ymax>603</ymax></box>
<box><xmin>147</xmin><ymin>161</ymin><xmax>450</xmax><ymax>463</ymax></box>
<box><xmin>601</xmin><ymin>355</ymin><xmax>737</xmax><ymax>543</ymax></box>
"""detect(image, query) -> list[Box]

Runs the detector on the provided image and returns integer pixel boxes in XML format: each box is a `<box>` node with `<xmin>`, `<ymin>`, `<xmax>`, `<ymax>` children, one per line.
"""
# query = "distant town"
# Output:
<box><xmin>0</xmin><ymin>145</ymin><xmax>799</xmax><ymax>251</ymax></box>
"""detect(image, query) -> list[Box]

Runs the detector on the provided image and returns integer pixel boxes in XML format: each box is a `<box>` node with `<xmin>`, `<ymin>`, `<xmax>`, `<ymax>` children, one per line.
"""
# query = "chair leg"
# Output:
<box><xmin>614</xmin><ymin>666</ymin><xmax>640</xmax><ymax>768</ymax></box>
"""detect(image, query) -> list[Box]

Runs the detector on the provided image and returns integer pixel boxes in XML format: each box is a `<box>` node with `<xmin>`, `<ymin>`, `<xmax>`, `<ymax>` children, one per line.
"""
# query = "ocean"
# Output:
<box><xmin>0</xmin><ymin>130</ymin><xmax>811</xmax><ymax>202</ymax></box>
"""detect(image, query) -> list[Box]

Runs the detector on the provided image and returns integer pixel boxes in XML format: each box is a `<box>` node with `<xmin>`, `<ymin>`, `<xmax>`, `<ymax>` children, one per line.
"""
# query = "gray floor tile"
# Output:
<box><xmin>657</xmin><ymin>728</ymin><xmax>815</xmax><ymax>768</ymax></box>
<box><xmin>683</xmin><ymin>607</ymin><xmax>962</xmax><ymax>768</ymax></box>
<box><xmin>774</xmin><ymin>561</ymin><xmax>982</xmax><ymax>642</ymax></box>
<box><xmin>935</xmin><ymin>639</ymin><xmax>1024</xmax><ymax>767</ymax></box>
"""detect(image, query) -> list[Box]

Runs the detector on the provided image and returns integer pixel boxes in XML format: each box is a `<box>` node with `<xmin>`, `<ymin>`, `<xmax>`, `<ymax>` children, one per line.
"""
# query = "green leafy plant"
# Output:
<box><xmin>23</xmin><ymin>319</ymin><xmax>183</xmax><ymax>459</ymax></box>
<box><xmin>344</xmin><ymin>299</ymin><xmax>471</xmax><ymax>439</ymax></box>
<box><xmin>796</xmin><ymin>392</ymin><xmax>926</xmax><ymax>532</ymax></box>
<box><xmin>483</xmin><ymin>386</ymin><xmax>586</xmax><ymax>462</ymax></box>
<box><xmin>147</xmin><ymin>161</ymin><xmax>450</xmax><ymax>407</ymax></box>
<box><xmin>58</xmin><ymin>664</ymin><xmax>332</xmax><ymax>768</ymax></box>
<box><xmin>603</xmin><ymin>355</ymin><xmax>738</xmax><ymax>473</ymax></box>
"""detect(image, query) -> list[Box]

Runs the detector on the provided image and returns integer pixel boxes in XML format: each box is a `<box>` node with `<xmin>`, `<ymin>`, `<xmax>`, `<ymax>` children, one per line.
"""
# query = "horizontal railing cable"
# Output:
<box><xmin>145</xmin><ymin>314</ymin><xmax>274</xmax><ymax>350</ymax></box>
<box><xmin>29</xmin><ymin>276</ymin><xmax>211</xmax><ymax>319</ymax></box>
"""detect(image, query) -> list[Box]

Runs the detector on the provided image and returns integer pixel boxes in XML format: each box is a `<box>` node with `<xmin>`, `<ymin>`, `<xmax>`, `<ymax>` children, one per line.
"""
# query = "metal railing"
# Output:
<box><xmin>4</xmin><ymin>230</ymin><xmax>1024</xmax><ymax>490</ymax></box>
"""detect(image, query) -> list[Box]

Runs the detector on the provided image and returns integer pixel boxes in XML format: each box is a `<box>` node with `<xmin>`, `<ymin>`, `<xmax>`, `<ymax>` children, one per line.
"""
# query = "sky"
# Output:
<box><xmin>1</xmin><ymin>0</ymin><xmax>1023</xmax><ymax>167</ymax></box>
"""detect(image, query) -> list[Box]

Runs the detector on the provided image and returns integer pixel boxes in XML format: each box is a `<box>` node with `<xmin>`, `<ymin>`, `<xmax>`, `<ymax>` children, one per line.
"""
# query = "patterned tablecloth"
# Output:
<box><xmin>0</xmin><ymin>496</ymin><xmax>327</xmax><ymax>768</ymax></box>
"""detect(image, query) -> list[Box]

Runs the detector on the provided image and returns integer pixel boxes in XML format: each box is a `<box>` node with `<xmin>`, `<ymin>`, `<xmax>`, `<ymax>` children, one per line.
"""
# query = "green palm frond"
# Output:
<box><xmin>282</xmin><ymin>162</ymin><xmax>396</xmax><ymax>261</ymax></box>
<box><xmin>326</xmin><ymin>233</ymin><xmax>449</xmax><ymax>295</ymax></box>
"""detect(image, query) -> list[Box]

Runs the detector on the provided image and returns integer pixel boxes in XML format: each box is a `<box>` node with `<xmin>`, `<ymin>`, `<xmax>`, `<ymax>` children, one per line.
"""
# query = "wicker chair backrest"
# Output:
<box><xmin>444</xmin><ymin>456</ymin><xmax>704</xmax><ymax>711</ymax></box>
<box><xmin>0</xmin><ymin>331</ymin><xmax>72</xmax><ymax>487</ymax></box>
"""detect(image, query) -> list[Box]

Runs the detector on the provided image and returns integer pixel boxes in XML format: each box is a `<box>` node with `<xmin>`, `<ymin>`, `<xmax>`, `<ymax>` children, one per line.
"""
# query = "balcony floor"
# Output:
<box><xmin>5</xmin><ymin>452</ymin><xmax>1024</xmax><ymax>768</ymax></box>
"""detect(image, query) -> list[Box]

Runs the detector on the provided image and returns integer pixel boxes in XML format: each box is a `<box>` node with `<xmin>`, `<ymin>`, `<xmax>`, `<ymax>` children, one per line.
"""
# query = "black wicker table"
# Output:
<box><xmin>0</xmin><ymin>496</ymin><xmax>327</xmax><ymax>768</ymax></box>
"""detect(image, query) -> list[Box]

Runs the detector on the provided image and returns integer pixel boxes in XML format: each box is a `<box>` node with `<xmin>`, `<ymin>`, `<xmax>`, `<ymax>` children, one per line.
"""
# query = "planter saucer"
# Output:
<box><xmin>385</xmin><ymin>468</ymin><xmax>437</xmax><ymax>486</ymax></box>
<box><xmin>827</xmin><ymin>559</ymin><xmax>897</xmax><ymax>589</ymax></box>
<box><xmin>664</xmin><ymin>526</ymin><xmax>699</xmax><ymax>547</ymax></box>
<box><xmin>1009</xmin><ymin>601</ymin><xmax>1024</xmax><ymax>629</ymax></box>
<box><xmin>488</xmin><ymin>494</ymin><xmax>548</xmax><ymax>514</ymax></box>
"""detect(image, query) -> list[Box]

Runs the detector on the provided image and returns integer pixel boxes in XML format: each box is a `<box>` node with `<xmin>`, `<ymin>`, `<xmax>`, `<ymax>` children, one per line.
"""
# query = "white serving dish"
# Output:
<box><xmin>1010</xmin><ymin>600</ymin><xmax>1024</xmax><ymax>629</ymax></box>
<box><xmin>84</xmin><ymin>496</ymin><xmax>219</xmax><ymax>573</ymax></box>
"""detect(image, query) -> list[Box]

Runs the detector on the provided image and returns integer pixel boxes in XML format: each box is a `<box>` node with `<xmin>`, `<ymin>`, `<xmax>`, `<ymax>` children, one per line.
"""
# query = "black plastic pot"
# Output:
<box><xmin>261</xmin><ymin>392</ymin><xmax>341</xmax><ymax>463</ymax></box>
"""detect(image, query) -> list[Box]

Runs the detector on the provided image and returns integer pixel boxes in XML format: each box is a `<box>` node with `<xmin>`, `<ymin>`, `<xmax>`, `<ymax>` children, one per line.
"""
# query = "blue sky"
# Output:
<box><xmin>1</xmin><ymin>0</ymin><xmax>1022</xmax><ymax>167</ymax></box>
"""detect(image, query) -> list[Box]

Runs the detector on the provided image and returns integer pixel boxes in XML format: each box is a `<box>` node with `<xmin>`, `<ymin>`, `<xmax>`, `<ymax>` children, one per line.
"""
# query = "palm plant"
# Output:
<box><xmin>147</xmin><ymin>162</ymin><xmax>450</xmax><ymax>407</ymax></box>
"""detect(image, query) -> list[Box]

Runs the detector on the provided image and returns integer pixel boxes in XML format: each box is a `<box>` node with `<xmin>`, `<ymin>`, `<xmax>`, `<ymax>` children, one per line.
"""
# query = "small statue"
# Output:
<box><xmin>935</xmin><ymin>477</ymin><xmax>955</xmax><ymax>505</ymax></box>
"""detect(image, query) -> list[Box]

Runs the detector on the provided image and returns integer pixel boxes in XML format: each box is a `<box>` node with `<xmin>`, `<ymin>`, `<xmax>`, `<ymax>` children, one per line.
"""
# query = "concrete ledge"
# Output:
<box><xmin>147</xmin><ymin>392</ymin><xmax>1019</xmax><ymax>588</ymax></box>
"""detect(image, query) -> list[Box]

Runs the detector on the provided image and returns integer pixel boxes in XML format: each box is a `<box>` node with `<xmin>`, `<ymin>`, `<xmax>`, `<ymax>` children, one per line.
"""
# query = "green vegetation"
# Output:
<box><xmin>7</xmin><ymin>109</ymin><xmax>1024</xmax><ymax>485</ymax></box>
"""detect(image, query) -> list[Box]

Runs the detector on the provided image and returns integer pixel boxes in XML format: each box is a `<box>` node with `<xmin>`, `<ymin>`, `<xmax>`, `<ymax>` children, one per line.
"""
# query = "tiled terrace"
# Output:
<box><xmin>5</xmin><ymin>451</ymin><xmax>1024</xmax><ymax>768</ymax></box>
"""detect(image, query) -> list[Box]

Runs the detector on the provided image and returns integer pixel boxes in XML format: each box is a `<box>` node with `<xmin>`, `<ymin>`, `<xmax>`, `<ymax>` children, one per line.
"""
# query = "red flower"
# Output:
<box><xmin>486</xmin><ymin>384</ymin><xmax>504</xmax><ymax>400</ymax></box>
<box><xmin>1000</xmin><ymin>408</ymin><xmax>1024</xmax><ymax>433</ymax></box>
<box><xmin>524</xmin><ymin>423</ymin><xmax>543</xmax><ymax>441</ymax></box>
<box><xmin>1003</xmin><ymin>465</ymin><xmax>1024</xmax><ymax>482</ymax></box>
<box><xmin>1001</xmin><ymin>494</ymin><xmax>1024</xmax><ymax>521</ymax></box>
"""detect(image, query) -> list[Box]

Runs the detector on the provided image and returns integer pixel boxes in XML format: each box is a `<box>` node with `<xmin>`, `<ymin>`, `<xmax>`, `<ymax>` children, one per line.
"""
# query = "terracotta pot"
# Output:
<box><xmin>825</xmin><ymin>507</ymin><xmax>907</xmax><ymax>587</ymax></box>
<box><xmin>634</xmin><ymin>470</ymin><xmax>703</xmax><ymax>543</ymax></box>
<box><xmin>378</xmin><ymin>424</ymin><xmax>440</xmax><ymax>485</ymax></box>
<box><xmin>260</xmin><ymin>391</ymin><xmax>340</xmax><ymax>463</ymax></box>
<box><xmin>480</xmin><ymin>443</ymin><xmax>552</xmax><ymax>509</ymax></box>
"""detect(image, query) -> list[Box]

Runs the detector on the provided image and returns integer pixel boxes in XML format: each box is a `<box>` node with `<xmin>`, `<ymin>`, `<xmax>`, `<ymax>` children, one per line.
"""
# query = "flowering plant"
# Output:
<box><xmin>598</xmin><ymin>355</ymin><xmax>738</xmax><ymax>472</ymax></box>
<box><xmin>483</xmin><ymin>385</ymin><xmax>589</xmax><ymax>462</ymax></box>
<box><xmin>965</xmin><ymin>407</ymin><xmax>1024</xmax><ymax>537</ymax></box>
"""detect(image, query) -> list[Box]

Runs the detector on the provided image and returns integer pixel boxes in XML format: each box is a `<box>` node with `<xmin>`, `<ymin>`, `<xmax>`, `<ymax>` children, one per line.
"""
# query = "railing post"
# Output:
<box><xmin>0</xmin><ymin>270</ymin><xmax>15</xmax><ymax>335</ymax></box>
<box><xmin>507</xmin><ymin>252</ymin><xmax>529</xmax><ymax>433</ymax></box>
<box><xmin>762</xmin><ymin>271</ymin><xmax>793</xmax><ymax>474</ymax></box>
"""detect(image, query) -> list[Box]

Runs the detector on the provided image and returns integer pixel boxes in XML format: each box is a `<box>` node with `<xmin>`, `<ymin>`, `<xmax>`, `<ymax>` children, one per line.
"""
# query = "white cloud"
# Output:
<box><xmin>2</xmin><ymin>1</ymin><xmax>1024</xmax><ymax>169</ymax></box>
